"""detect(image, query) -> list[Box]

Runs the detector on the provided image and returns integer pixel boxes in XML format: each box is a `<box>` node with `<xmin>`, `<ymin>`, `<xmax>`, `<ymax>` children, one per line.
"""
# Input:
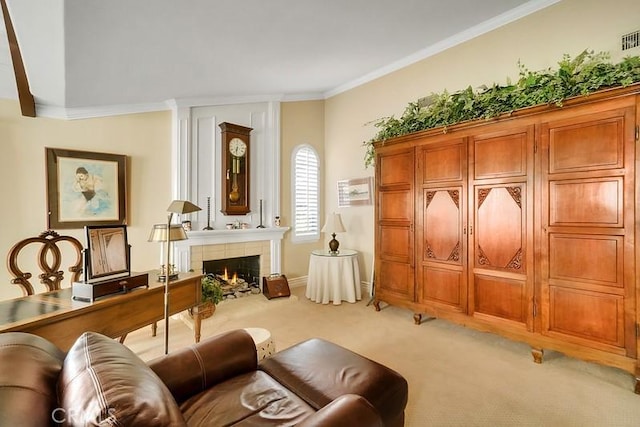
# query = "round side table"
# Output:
<box><xmin>243</xmin><ymin>327</ymin><xmax>276</xmax><ymax>361</ymax></box>
<box><xmin>306</xmin><ymin>249</ymin><xmax>361</xmax><ymax>304</ymax></box>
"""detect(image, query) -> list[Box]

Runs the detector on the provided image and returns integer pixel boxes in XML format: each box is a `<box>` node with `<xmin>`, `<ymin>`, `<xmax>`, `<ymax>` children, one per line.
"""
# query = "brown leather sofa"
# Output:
<box><xmin>0</xmin><ymin>329</ymin><xmax>408</xmax><ymax>426</ymax></box>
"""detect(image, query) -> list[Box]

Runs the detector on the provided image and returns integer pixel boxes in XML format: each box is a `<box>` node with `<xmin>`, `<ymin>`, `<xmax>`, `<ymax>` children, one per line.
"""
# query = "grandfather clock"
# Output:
<box><xmin>220</xmin><ymin>122</ymin><xmax>252</xmax><ymax>215</ymax></box>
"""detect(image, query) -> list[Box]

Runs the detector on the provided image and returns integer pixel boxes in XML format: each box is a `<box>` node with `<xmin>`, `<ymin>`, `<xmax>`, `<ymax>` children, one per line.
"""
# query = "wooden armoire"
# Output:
<box><xmin>373</xmin><ymin>84</ymin><xmax>640</xmax><ymax>391</ymax></box>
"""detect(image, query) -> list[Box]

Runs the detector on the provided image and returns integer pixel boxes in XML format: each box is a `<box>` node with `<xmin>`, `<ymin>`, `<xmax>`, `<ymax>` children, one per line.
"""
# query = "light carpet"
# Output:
<box><xmin>124</xmin><ymin>287</ymin><xmax>640</xmax><ymax>426</ymax></box>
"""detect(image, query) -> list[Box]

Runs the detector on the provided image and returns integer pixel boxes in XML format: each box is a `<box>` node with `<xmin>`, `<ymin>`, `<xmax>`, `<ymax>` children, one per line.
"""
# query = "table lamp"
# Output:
<box><xmin>148</xmin><ymin>224</ymin><xmax>188</xmax><ymax>282</ymax></box>
<box><xmin>321</xmin><ymin>213</ymin><xmax>346</xmax><ymax>254</ymax></box>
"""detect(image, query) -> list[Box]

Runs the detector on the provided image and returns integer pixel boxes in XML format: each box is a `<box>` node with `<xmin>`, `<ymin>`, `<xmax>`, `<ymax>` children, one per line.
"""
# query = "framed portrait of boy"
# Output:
<box><xmin>46</xmin><ymin>148</ymin><xmax>127</xmax><ymax>229</ymax></box>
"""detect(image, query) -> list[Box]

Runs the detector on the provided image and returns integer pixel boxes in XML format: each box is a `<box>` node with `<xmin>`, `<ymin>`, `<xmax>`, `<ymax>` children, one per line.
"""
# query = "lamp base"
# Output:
<box><xmin>157</xmin><ymin>273</ymin><xmax>179</xmax><ymax>282</ymax></box>
<box><xmin>328</xmin><ymin>233</ymin><xmax>340</xmax><ymax>254</ymax></box>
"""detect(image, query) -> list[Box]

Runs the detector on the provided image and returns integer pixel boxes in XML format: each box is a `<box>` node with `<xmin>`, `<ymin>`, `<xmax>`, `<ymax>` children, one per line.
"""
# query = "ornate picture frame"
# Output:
<box><xmin>337</xmin><ymin>177</ymin><xmax>373</xmax><ymax>207</ymax></box>
<box><xmin>46</xmin><ymin>148</ymin><xmax>127</xmax><ymax>229</ymax></box>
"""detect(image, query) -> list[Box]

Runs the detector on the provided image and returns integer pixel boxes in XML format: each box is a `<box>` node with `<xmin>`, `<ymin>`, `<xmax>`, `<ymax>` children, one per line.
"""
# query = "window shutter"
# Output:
<box><xmin>293</xmin><ymin>146</ymin><xmax>319</xmax><ymax>240</ymax></box>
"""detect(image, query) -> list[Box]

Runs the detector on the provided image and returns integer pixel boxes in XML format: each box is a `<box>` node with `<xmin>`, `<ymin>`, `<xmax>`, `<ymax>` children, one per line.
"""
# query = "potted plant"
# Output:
<box><xmin>191</xmin><ymin>274</ymin><xmax>224</xmax><ymax>319</ymax></box>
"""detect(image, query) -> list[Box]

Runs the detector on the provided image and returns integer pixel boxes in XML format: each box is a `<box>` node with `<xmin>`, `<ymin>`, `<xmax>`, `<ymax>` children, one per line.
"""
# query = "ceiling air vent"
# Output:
<box><xmin>621</xmin><ymin>30</ymin><xmax>639</xmax><ymax>51</ymax></box>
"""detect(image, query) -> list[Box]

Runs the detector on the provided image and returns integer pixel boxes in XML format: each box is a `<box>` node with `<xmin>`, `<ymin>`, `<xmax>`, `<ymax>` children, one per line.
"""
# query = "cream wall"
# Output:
<box><xmin>324</xmin><ymin>0</ymin><xmax>640</xmax><ymax>285</ymax></box>
<box><xmin>0</xmin><ymin>101</ymin><xmax>172</xmax><ymax>300</ymax></box>
<box><xmin>280</xmin><ymin>100</ymin><xmax>325</xmax><ymax>278</ymax></box>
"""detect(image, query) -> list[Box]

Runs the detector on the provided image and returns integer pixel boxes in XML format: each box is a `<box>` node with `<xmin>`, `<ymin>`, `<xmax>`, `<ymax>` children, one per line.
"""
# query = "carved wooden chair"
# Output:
<box><xmin>7</xmin><ymin>230</ymin><xmax>156</xmax><ymax>343</ymax></box>
<box><xmin>7</xmin><ymin>230</ymin><xmax>83</xmax><ymax>296</ymax></box>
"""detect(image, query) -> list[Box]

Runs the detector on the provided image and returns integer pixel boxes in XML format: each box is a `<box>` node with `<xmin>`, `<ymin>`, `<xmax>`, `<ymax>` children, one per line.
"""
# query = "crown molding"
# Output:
<box><xmin>35</xmin><ymin>101</ymin><xmax>171</xmax><ymax>120</ymax></box>
<box><xmin>31</xmin><ymin>90</ymin><xmax>326</xmax><ymax>119</ymax></box>
<box><xmin>324</xmin><ymin>0</ymin><xmax>561</xmax><ymax>99</ymax></box>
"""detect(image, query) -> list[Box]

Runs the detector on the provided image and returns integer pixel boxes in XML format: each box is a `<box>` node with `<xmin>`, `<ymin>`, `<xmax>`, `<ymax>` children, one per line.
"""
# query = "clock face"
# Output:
<box><xmin>229</xmin><ymin>138</ymin><xmax>247</xmax><ymax>157</ymax></box>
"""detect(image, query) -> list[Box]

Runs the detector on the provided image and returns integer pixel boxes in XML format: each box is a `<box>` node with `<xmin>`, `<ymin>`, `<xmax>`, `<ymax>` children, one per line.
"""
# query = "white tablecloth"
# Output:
<box><xmin>306</xmin><ymin>250</ymin><xmax>361</xmax><ymax>305</ymax></box>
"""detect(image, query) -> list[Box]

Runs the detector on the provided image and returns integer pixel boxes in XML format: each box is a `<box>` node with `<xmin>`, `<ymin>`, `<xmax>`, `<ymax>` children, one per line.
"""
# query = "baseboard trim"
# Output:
<box><xmin>287</xmin><ymin>275</ymin><xmax>373</xmax><ymax>297</ymax></box>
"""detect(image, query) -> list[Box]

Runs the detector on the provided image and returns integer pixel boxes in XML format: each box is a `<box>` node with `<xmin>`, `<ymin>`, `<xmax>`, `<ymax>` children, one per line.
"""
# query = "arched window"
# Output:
<box><xmin>292</xmin><ymin>145</ymin><xmax>319</xmax><ymax>242</ymax></box>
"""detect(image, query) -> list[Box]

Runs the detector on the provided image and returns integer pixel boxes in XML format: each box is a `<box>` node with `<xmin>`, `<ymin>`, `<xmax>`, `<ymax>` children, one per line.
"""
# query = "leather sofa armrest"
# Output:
<box><xmin>148</xmin><ymin>329</ymin><xmax>257</xmax><ymax>404</ymax></box>
<box><xmin>298</xmin><ymin>394</ymin><xmax>384</xmax><ymax>427</ymax></box>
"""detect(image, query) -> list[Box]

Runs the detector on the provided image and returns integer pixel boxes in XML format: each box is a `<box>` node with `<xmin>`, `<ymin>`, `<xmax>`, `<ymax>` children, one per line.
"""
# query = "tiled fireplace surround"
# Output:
<box><xmin>190</xmin><ymin>241</ymin><xmax>270</xmax><ymax>277</ymax></box>
<box><xmin>173</xmin><ymin>228</ymin><xmax>288</xmax><ymax>279</ymax></box>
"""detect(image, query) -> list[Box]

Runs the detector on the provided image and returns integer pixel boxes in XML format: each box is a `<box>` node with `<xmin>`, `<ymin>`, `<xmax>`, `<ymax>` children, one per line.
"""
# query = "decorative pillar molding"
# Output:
<box><xmin>169</xmin><ymin>99</ymin><xmax>285</xmax><ymax>272</ymax></box>
<box><xmin>169</xmin><ymin>102</ymin><xmax>193</xmax><ymax>205</ymax></box>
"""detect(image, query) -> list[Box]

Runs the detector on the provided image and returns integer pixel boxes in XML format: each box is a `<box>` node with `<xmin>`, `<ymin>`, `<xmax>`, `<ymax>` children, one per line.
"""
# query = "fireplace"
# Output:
<box><xmin>203</xmin><ymin>255</ymin><xmax>260</xmax><ymax>298</ymax></box>
<box><xmin>173</xmin><ymin>228</ymin><xmax>289</xmax><ymax>279</ymax></box>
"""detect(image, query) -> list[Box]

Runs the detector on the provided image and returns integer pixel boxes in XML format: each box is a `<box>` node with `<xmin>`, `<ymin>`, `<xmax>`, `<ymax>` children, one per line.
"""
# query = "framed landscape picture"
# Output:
<box><xmin>337</xmin><ymin>177</ymin><xmax>373</xmax><ymax>207</ymax></box>
<box><xmin>46</xmin><ymin>148</ymin><xmax>127</xmax><ymax>229</ymax></box>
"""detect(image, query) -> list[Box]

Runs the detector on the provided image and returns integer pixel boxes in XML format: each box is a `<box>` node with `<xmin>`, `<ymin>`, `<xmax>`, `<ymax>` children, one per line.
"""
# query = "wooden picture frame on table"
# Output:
<box><xmin>337</xmin><ymin>177</ymin><xmax>373</xmax><ymax>207</ymax></box>
<box><xmin>46</xmin><ymin>148</ymin><xmax>127</xmax><ymax>229</ymax></box>
<box><xmin>84</xmin><ymin>224</ymin><xmax>131</xmax><ymax>282</ymax></box>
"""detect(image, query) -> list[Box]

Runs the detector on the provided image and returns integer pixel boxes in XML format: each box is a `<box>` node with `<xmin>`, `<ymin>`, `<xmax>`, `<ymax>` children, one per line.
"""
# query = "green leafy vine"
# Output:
<box><xmin>363</xmin><ymin>50</ymin><xmax>640</xmax><ymax>167</ymax></box>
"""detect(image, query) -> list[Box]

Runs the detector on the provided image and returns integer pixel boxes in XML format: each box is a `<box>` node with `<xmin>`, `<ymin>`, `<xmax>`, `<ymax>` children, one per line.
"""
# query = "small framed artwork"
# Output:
<box><xmin>337</xmin><ymin>177</ymin><xmax>373</xmax><ymax>207</ymax></box>
<box><xmin>46</xmin><ymin>148</ymin><xmax>127</xmax><ymax>229</ymax></box>
<box><xmin>84</xmin><ymin>224</ymin><xmax>130</xmax><ymax>282</ymax></box>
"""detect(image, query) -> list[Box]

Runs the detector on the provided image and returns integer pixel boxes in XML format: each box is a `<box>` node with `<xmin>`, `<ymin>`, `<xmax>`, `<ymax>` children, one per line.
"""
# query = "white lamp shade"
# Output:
<box><xmin>321</xmin><ymin>213</ymin><xmax>346</xmax><ymax>233</ymax></box>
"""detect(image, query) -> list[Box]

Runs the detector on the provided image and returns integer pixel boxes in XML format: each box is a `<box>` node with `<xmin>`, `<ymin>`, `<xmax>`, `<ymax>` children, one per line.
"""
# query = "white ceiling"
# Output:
<box><xmin>0</xmin><ymin>0</ymin><xmax>557</xmax><ymax>116</ymax></box>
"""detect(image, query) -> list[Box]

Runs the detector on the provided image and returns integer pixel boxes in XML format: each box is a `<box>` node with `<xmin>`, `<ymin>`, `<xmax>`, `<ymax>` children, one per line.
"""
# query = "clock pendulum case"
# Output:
<box><xmin>219</xmin><ymin>122</ymin><xmax>253</xmax><ymax>215</ymax></box>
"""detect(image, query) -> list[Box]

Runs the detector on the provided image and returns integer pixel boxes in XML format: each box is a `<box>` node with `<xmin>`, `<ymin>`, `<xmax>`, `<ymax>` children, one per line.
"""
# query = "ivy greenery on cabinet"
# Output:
<box><xmin>363</xmin><ymin>50</ymin><xmax>640</xmax><ymax>167</ymax></box>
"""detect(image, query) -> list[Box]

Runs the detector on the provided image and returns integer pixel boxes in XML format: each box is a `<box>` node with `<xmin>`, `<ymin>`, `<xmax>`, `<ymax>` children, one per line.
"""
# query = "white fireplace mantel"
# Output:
<box><xmin>174</xmin><ymin>227</ymin><xmax>289</xmax><ymax>274</ymax></box>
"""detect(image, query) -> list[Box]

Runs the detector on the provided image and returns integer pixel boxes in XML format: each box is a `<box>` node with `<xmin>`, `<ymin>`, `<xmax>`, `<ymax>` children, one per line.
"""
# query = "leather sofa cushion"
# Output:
<box><xmin>259</xmin><ymin>338</ymin><xmax>408</xmax><ymax>427</ymax></box>
<box><xmin>0</xmin><ymin>332</ymin><xmax>65</xmax><ymax>427</ymax></box>
<box><xmin>180</xmin><ymin>370</ymin><xmax>316</xmax><ymax>426</ymax></box>
<box><xmin>58</xmin><ymin>331</ymin><xmax>186</xmax><ymax>426</ymax></box>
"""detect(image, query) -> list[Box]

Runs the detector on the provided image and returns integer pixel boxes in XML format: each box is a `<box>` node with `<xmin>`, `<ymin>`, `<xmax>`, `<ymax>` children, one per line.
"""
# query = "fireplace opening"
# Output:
<box><xmin>203</xmin><ymin>255</ymin><xmax>260</xmax><ymax>298</ymax></box>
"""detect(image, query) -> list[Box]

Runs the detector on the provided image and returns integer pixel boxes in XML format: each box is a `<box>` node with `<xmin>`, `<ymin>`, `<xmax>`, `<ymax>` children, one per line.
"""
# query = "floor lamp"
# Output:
<box><xmin>162</xmin><ymin>200</ymin><xmax>201</xmax><ymax>354</ymax></box>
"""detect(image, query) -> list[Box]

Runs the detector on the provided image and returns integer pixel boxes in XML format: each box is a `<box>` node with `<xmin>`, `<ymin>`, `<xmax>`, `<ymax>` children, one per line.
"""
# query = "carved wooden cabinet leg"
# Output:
<box><xmin>635</xmin><ymin>366</ymin><xmax>640</xmax><ymax>394</ymax></box>
<box><xmin>151</xmin><ymin>322</ymin><xmax>157</xmax><ymax>337</ymax></box>
<box><xmin>373</xmin><ymin>300</ymin><xmax>381</xmax><ymax>312</ymax></box>
<box><xmin>414</xmin><ymin>313</ymin><xmax>422</xmax><ymax>325</ymax></box>
<box><xmin>531</xmin><ymin>347</ymin><xmax>544</xmax><ymax>364</ymax></box>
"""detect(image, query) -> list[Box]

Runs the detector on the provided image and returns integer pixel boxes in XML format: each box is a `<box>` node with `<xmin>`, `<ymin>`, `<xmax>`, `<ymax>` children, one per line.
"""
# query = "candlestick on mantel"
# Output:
<box><xmin>257</xmin><ymin>199</ymin><xmax>265</xmax><ymax>228</ymax></box>
<box><xmin>203</xmin><ymin>196</ymin><xmax>214</xmax><ymax>230</ymax></box>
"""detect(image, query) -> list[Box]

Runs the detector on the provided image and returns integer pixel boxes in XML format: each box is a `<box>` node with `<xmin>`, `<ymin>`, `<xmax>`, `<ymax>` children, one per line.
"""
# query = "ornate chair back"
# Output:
<box><xmin>7</xmin><ymin>230</ymin><xmax>83</xmax><ymax>296</ymax></box>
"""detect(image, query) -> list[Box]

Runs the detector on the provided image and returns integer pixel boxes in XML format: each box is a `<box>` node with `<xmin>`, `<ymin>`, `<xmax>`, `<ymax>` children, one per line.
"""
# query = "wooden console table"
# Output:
<box><xmin>0</xmin><ymin>271</ymin><xmax>203</xmax><ymax>351</ymax></box>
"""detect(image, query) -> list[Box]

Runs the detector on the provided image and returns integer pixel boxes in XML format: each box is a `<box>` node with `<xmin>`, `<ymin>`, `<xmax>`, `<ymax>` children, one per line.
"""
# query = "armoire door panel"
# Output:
<box><xmin>379</xmin><ymin>226</ymin><xmax>412</xmax><ymax>261</ymax></box>
<box><xmin>378</xmin><ymin>151</ymin><xmax>414</xmax><ymax>187</ymax></box>
<box><xmin>548</xmin><ymin>116</ymin><xmax>624</xmax><ymax>174</ymax></box>
<box><xmin>475</xmin><ymin>185</ymin><xmax>524</xmax><ymax>271</ymax></box>
<box><xmin>421</xmin><ymin>141</ymin><xmax>464</xmax><ymax>183</ymax></box>
<box><xmin>549</xmin><ymin>234</ymin><xmax>623</xmax><ymax>288</ymax></box>
<box><xmin>548</xmin><ymin>286</ymin><xmax>624</xmax><ymax>348</ymax></box>
<box><xmin>473</xmin><ymin>132</ymin><xmax>528</xmax><ymax>179</ymax></box>
<box><xmin>473</xmin><ymin>275</ymin><xmax>526</xmax><ymax>323</ymax></box>
<box><xmin>539</xmin><ymin>100</ymin><xmax>636</xmax><ymax>360</ymax></box>
<box><xmin>379</xmin><ymin>260</ymin><xmax>414</xmax><ymax>299</ymax></box>
<box><xmin>549</xmin><ymin>178</ymin><xmax>622</xmax><ymax>227</ymax></box>
<box><xmin>379</xmin><ymin>191</ymin><xmax>413</xmax><ymax>222</ymax></box>
<box><xmin>424</xmin><ymin>188</ymin><xmax>461</xmax><ymax>263</ymax></box>
<box><xmin>421</xmin><ymin>266</ymin><xmax>462</xmax><ymax>307</ymax></box>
